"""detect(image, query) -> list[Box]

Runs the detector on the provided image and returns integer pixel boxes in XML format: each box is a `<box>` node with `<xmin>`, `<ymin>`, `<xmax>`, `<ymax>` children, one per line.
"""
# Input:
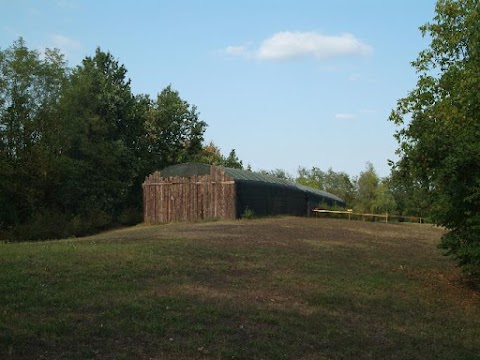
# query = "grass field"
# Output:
<box><xmin>1</xmin><ymin>217</ymin><xmax>479</xmax><ymax>359</ymax></box>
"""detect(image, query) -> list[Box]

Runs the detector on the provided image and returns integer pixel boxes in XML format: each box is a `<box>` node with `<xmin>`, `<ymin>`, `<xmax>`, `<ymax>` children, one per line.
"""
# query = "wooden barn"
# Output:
<box><xmin>143</xmin><ymin>163</ymin><xmax>345</xmax><ymax>224</ymax></box>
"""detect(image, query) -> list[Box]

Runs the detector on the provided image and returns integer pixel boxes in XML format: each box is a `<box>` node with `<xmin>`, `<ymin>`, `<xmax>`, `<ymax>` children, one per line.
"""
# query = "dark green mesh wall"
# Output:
<box><xmin>235</xmin><ymin>180</ymin><xmax>307</xmax><ymax>217</ymax></box>
<box><xmin>157</xmin><ymin>163</ymin><xmax>345</xmax><ymax>219</ymax></box>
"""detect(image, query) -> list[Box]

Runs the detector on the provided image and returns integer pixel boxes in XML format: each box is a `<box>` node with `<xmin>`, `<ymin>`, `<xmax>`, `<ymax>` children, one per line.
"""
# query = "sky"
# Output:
<box><xmin>1</xmin><ymin>0</ymin><xmax>438</xmax><ymax>178</ymax></box>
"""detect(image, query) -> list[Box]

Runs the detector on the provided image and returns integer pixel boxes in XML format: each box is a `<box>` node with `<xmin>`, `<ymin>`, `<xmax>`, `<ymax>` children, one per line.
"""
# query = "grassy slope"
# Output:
<box><xmin>1</xmin><ymin>217</ymin><xmax>479</xmax><ymax>360</ymax></box>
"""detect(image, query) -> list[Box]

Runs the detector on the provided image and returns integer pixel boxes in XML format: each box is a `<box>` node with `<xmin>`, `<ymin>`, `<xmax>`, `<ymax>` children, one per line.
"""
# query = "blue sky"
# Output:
<box><xmin>1</xmin><ymin>0</ymin><xmax>437</xmax><ymax>177</ymax></box>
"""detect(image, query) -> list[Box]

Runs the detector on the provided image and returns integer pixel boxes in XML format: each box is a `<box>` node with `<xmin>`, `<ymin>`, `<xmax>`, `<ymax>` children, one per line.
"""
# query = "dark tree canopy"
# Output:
<box><xmin>0</xmin><ymin>39</ymin><xmax>209</xmax><ymax>240</ymax></box>
<box><xmin>390</xmin><ymin>0</ymin><xmax>480</xmax><ymax>278</ymax></box>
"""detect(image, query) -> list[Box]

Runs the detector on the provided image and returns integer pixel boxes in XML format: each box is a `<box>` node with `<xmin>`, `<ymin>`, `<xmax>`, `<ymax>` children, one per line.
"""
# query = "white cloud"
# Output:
<box><xmin>335</xmin><ymin>113</ymin><xmax>356</xmax><ymax>119</ymax></box>
<box><xmin>224</xmin><ymin>31</ymin><xmax>372</xmax><ymax>61</ymax></box>
<box><xmin>224</xmin><ymin>45</ymin><xmax>250</xmax><ymax>58</ymax></box>
<box><xmin>51</xmin><ymin>34</ymin><xmax>82</xmax><ymax>51</ymax></box>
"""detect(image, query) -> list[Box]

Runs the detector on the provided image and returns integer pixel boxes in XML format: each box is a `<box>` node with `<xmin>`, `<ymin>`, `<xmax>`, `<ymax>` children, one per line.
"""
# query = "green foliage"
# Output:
<box><xmin>145</xmin><ymin>85</ymin><xmax>206</xmax><ymax>169</ymax></box>
<box><xmin>297</xmin><ymin>166</ymin><xmax>356</xmax><ymax>206</ymax></box>
<box><xmin>389</xmin><ymin>166</ymin><xmax>432</xmax><ymax>217</ymax></box>
<box><xmin>355</xmin><ymin>162</ymin><xmax>380</xmax><ymax>213</ymax></box>
<box><xmin>223</xmin><ymin>148</ymin><xmax>243</xmax><ymax>169</ymax></box>
<box><xmin>0</xmin><ymin>38</ymin><xmax>68</xmax><ymax>231</ymax></box>
<box><xmin>259</xmin><ymin>168</ymin><xmax>294</xmax><ymax>181</ymax></box>
<box><xmin>372</xmin><ymin>181</ymin><xmax>397</xmax><ymax>214</ymax></box>
<box><xmin>390</xmin><ymin>0</ymin><xmax>480</xmax><ymax>279</ymax></box>
<box><xmin>58</xmin><ymin>48</ymin><xmax>139</xmax><ymax>225</ymax></box>
<box><xmin>197</xmin><ymin>141</ymin><xmax>243</xmax><ymax>169</ymax></box>
<box><xmin>241</xmin><ymin>207</ymin><xmax>255</xmax><ymax>219</ymax></box>
<box><xmin>0</xmin><ymin>39</ymin><xmax>207</xmax><ymax>241</ymax></box>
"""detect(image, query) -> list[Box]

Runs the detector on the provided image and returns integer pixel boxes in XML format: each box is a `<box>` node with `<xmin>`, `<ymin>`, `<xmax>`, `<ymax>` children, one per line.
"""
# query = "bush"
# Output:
<box><xmin>241</xmin><ymin>207</ymin><xmax>255</xmax><ymax>220</ymax></box>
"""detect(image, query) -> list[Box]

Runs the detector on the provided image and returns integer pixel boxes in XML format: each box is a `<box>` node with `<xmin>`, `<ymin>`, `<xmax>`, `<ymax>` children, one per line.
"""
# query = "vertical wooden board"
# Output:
<box><xmin>143</xmin><ymin>185</ymin><xmax>149</xmax><ymax>223</ymax></box>
<box><xmin>197</xmin><ymin>176</ymin><xmax>202</xmax><ymax>220</ymax></box>
<box><xmin>180</xmin><ymin>177</ymin><xmax>185</xmax><ymax>221</ymax></box>
<box><xmin>159</xmin><ymin>182</ymin><xmax>163</xmax><ymax>223</ymax></box>
<box><xmin>172</xmin><ymin>179</ymin><xmax>177</xmax><ymax>222</ymax></box>
<box><xmin>199</xmin><ymin>179</ymin><xmax>204</xmax><ymax>220</ymax></box>
<box><xmin>164</xmin><ymin>180</ymin><xmax>169</xmax><ymax>223</ymax></box>
<box><xmin>155</xmin><ymin>183</ymin><xmax>160</xmax><ymax>223</ymax></box>
<box><xmin>191</xmin><ymin>176</ymin><xmax>195</xmax><ymax>221</ymax></box>
<box><xmin>211</xmin><ymin>167</ymin><xmax>216</xmax><ymax>219</ymax></box>
<box><xmin>208</xmin><ymin>177</ymin><xmax>213</xmax><ymax>219</ymax></box>
<box><xmin>184</xmin><ymin>177</ymin><xmax>189</xmax><ymax>221</ymax></box>
<box><xmin>199</xmin><ymin>177</ymin><xmax>203</xmax><ymax>221</ymax></box>
<box><xmin>182</xmin><ymin>176</ymin><xmax>187</xmax><ymax>221</ymax></box>
<box><xmin>151</xmin><ymin>185</ymin><xmax>155</xmax><ymax>223</ymax></box>
<box><xmin>172</xmin><ymin>180</ymin><xmax>178</xmax><ymax>222</ymax></box>
<box><xmin>143</xmin><ymin>185</ymin><xmax>148</xmax><ymax>223</ymax></box>
<box><xmin>160</xmin><ymin>182</ymin><xmax>166</xmax><ymax>223</ymax></box>
<box><xmin>154</xmin><ymin>185</ymin><xmax>159</xmax><ymax>223</ymax></box>
<box><xmin>203</xmin><ymin>176</ymin><xmax>209</xmax><ymax>220</ymax></box>
<box><xmin>176</xmin><ymin>179</ymin><xmax>181</xmax><ymax>221</ymax></box>
<box><xmin>144</xmin><ymin>183</ymin><xmax>148</xmax><ymax>222</ymax></box>
<box><xmin>191</xmin><ymin>177</ymin><xmax>196</xmax><ymax>221</ymax></box>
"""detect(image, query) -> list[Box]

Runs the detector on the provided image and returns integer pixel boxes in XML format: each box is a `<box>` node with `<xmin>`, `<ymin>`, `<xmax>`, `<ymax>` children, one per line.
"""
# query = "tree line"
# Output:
<box><xmin>0</xmin><ymin>38</ymin><xmax>239</xmax><ymax>240</ymax></box>
<box><xmin>258</xmin><ymin>162</ymin><xmax>428</xmax><ymax>218</ymax></box>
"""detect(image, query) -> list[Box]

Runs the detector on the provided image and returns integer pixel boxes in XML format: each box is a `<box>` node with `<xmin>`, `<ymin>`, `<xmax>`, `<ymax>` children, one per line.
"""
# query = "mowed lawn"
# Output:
<box><xmin>1</xmin><ymin>217</ymin><xmax>479</xmax><ymax>360</ymax></box>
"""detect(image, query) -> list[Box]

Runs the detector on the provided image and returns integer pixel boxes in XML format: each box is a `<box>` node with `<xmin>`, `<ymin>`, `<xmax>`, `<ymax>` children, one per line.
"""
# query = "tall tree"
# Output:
<box><xmin>372</xmin><ymin>180</ymin><xmax>397</xmax><ymax>214</ymax></box>
<box><xmin>223</xmin><ymin>149</ymin><xmax>243</xmax><ymax>169</ymax></box>
<box><xmin>58</xmin><ymin>48</ymin><xmax>139</xmax><ymax>229</ymax></box>
<box><xmin>144</xmin><ymin>85</ymin><xmax>206</xmax><ymax>170</ymax></box>
<box><xmin>0</xmin><ymin>38</ymin><xmax>67</xmax><ymax>234</ymax></box>
<box><xmin>355</xmin><ymin>162</ymin><xmax>379</xmax><ymax>213</ymax></box>
<box><xmin>389</xmin><ymin>167</ymin><xmax>432</xmax><ymax>217</ymax></box>
<box><xmin>390</xmin><ymin>0</ymin><xmax>480</xmax><ymax>278</ymax></box>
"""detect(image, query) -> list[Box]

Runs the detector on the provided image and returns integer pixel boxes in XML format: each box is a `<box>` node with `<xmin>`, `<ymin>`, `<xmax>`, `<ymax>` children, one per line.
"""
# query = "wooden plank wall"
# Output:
<box><xmin>142</xmin><ymin>166</ymin><xmax>236</xmax><ymax>223</ymax></box>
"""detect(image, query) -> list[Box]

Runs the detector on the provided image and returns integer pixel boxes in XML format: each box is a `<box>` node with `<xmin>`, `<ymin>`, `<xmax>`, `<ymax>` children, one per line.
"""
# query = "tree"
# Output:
<box><xmin>372</xmin><ymin>180</ymin><xmax>397</xmax><ymax>214</ymax></box>
<box><xmin>198</xmin><ymin>141</ymin><xmax>224</xmax><ymax>165</ymax></box>
<box><xmin>355</xmin><ymin>162</ymin><xmax>379</xmax><ymax>213</ymax></box>
<box><xmin>296</xmin><ymin>166</ymin><xmax>325</xmax><ymax>189</ymax></box>
<box><xmin>390</xmin><ymin>0</ymin><xmax>480</xmax><ymax>278</ymax></box>
<box><xmin>259</xmin><ymin>168</ymin><xmax>293</xmax><ymax>181</ymax></box>
<box><xmin>0</xmin><ymin>38</ymin><xmax>68</xmax><ymax>236</ymax></box>
<box><xmin>145</xmin><ymin>85</ymin><xmax>206</xmax><ymax>170</ymax></box>
<box><xmin>223</xmin><ymin>149</ymin><xmax>243</xmax><ymax>169</ymax></box>
<box><xmin>389</xmin><ymin>167</ymin><xmax>432</xmax><ymax>217</ymax></box>
<box><xmin>0</xmin><ymin>40</ymin><xmax>212</xmax><ymax>240</ymax></box>
<box><xmin>323</xmin><ymin>168</ymin><xmax>356</xmax><ymax>206</ymax></box>
<box><xmin>197</xmin><ymin>142</ymin><xmax>243</xmax><ymax>169</ymax></box>
<box><xmin>57</xmin><ymin>48</ymin><xmax>140</xmax><ymax>230</ymax></box>
<box><xmin>296</xmin><ymin>166</ymin><xmax>355</xmax><ymax>206</ymax></box>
